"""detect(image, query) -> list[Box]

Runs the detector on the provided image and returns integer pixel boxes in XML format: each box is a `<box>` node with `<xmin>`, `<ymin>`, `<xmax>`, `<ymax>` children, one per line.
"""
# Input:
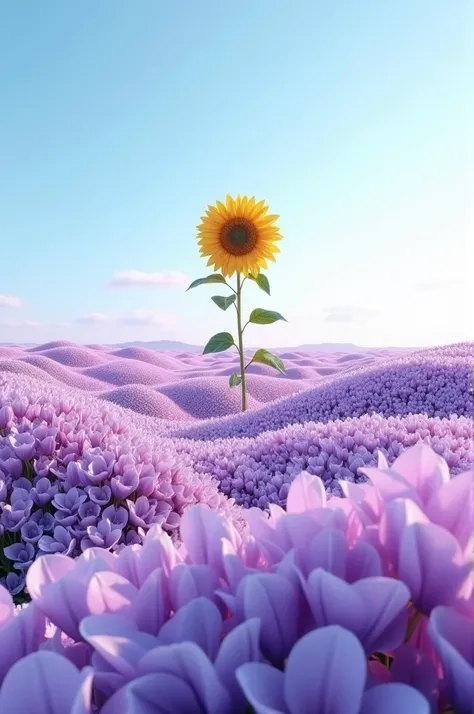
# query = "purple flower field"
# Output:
<box><xmin>0</xmin><ymin>340</ymin><xmax>472</xmax><ymax>712</ymax></box>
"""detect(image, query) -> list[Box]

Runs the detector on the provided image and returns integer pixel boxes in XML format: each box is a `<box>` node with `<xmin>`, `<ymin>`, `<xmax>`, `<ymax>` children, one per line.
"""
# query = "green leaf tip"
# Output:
<box><xmin>203</xmin><ymin>332</ymin><xmax>235</xmax><ymax>354</ymax></box>
<box><xmin>211</xmin><ymin>294</ymin><xmax>236</xmax><ymax>311</ymax></box>
<box><xmin>186</xmin><ymin>274</ymin><xmax>227</xmax><ymax>291</ymax></box>
<box><xmin>251</xmin><ymin>348</ymin><xmax>286</xmax><ymax>375</ymax></box>
<box><xmin>248</xmin><ymin>308</ymin><xmax>287</xmax><ymax>325</ymax></box>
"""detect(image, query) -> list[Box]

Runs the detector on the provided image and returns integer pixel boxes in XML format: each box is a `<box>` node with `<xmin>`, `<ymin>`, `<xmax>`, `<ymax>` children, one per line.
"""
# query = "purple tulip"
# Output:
<box><xmin>21</xmin><ymin>520</ymin><xmax>43</xmax><ymax>544</ymax></box>
<box><xmin>0</xmin><ymin>456</ymin><xmax>23</xmax><ymax>478</ymax></box>
<box><xmin>87</xmin><ymin>484</ymin><xmax>112</xmax><ymax>506</ymax></box>
<box><xmin>237</xmin><ymin>625</ymin><xmax>430</xmax><ymax>714</ymax></box>
<box><xmin>2</xmin><ymin>505</ymin><xmax>31</xmax><ymax>532</ymax></box>
<box><xmin>398</xmin><ymin>522</ymin><xmax>473</xmax><ymax>614</ymax></box>
<box><xmin>3</xmin><ymin>542</ymin><xmax>35</xmax><ymax>571</ymax></box>
<box><xmin>102</xmin><ymin>504</ymin><xmax>129</xmax><ymax>530</ymax></box>
<box><xmin>428</xmin><ymin>606</ymin><xmax>474</xmax><ymax>713</ymax></box>
<box><xmin>111</xmin><ymin>467</ymin><xmax>140</xmax><ymax>500</ymax></box>
<box><xmin>52</xmin><ymin>487</ymin><xmax>87</xmax><ymax>515</ymax></box>
<box><xmin>302</xmin><ymin>569</ymin><xmax>410</xmax><ymax>654</ymax></box>
<box><xmin>81</xmin><ymin>519</ymin><xmax>122</xmax><ymax>550</ymax></box>
<box><xmin>7</xmin><ymin>432</ymin><xmax>36</xmax><ymax>461</ymax></box>
<box><xmin>0</xmin><ymin>651</ymin><xmax>93</xmax><ymax>714</ymax></box>
<box><xmin>30</xmin><ymin>510</ymin><xmax>55</xmax><ymax>532</ymax></box>
<box><xmin>78</xmin><ymin>500</ymin><xmax>101</xmax><ymax>526</ymax></box>
<box><xmin>2</xmin><ymin>573</ymin><xmax>26</xmax><ymax>596</ymax></box>
<box><xmin>127</xmin><ymin>496</ymin><xmax>170</xmax><ymax>529</ymax></box>
<box><xmin>31</xmin><ymin>477</ymin><xmax>56</xmax><ymax>507</ymax></box>
<box><xmin>0</xmin><ymin>406</ymin><xmax>14</xmax><ymax>429</ymax></box>
<box><xmin>38</xmin><ymin>526</ymin><xmax>76</xmax><ymax>556</ymax></box>
<box><xmin>33</xmin><ymin>455</ymin><xmax>53</xmax><ymax>478</ymax></box>
<box><xmin>233</xmin><ymin>572</ymin><xmax>300</xmax><ymax>663</ymax></box>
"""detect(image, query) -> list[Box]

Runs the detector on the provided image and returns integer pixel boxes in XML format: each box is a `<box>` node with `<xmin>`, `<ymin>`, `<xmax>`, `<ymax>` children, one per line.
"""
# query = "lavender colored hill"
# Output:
<box><xmin>0</xmin><ymin>341</ymin><xmax>413</xmax><ymax>421</ymax></box>
<box><xmin>0</xmin><ymin>340</ymin><xmax>472</xmax><ymax>512</ymax></box>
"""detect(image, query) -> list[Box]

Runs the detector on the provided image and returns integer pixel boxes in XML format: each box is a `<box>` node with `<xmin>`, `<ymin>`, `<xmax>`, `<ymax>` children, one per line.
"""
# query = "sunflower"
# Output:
<box><xmin>196</xmin><ymin>194</ymin><xmax>282</xmax><ymax>278</ymax></box>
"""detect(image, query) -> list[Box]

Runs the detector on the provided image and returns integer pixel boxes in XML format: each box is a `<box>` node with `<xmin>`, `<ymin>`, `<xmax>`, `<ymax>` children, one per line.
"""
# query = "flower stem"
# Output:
<box><xmin>236</xmin><ymin>273</ymin><xmax>247</xmax><ymax>412</ymax></box>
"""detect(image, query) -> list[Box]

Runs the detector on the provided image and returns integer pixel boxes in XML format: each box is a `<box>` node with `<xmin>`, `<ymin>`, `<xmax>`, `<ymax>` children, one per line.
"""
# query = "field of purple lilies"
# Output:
<box><xmin>0</xmin><ymin>340</ymin><xmax>472</xmax><ymax>713</ymax></box>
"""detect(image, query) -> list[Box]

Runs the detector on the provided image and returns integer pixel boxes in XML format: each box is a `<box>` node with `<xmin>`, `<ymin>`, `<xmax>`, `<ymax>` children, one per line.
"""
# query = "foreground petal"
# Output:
<box><xmin>0</xmin><ymin>651</ymin><xmax>81</xmax><ymax>713</ymax></box>
<box><xmin>284</xmin><ymin>626</ymin><xmax>365</xmax><ymax>714</ymax></box>
<box><xmin>360</xmin><ymin>682</ymin><xmax>430</xmax><ymax>714</ymax></box>
<box><xmin>236</xmin><ymin>663</ymin><xmax>286</xmax><ymax>714</ymax></box>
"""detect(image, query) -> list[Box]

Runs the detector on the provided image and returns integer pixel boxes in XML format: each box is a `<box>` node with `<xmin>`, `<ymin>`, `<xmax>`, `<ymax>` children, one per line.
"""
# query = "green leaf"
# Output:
<box><xmin>248</xmin><ymin>308</ymin><xmax>287</xmax><ymax>325</ymax></box>
<box><xmin>247</xmin><ymin>273</ymin><xmax>271</xmax><ymax>295</ymax></box>
<box><xmin>211</xmin><ymin>294</ymin><xmax>236</xmax><ymax>311</ymax></box>
<box><xmin>248</xmin><ymin>273</ymin><xmax>270</xmax><ymax>295</ymax></box>
<box><xmin>251</xmin><ymin>348</ymin><xmax>286</xmax><ymax>375</ymax></box>
<box><xmin>229</xmin><ymin>373</ymin><xmax>242</xmax><ymax>387</ymax></box>
<box><xmin>186</xmin><ymin>274</ymin><xmax>227</xmax><ymax>291</ymax></box>
<box><xmin>203</xmin><ymin>332</ymin><xmax>235</xmax><ymax>354</ymax></box>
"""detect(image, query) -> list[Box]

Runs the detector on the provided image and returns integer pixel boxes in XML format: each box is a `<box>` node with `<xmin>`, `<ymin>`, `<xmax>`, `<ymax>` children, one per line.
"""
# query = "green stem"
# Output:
<box><xmin>236</xmin><ymin>273</ymin><xmax>247</xmax><ymax>412</ymax></box>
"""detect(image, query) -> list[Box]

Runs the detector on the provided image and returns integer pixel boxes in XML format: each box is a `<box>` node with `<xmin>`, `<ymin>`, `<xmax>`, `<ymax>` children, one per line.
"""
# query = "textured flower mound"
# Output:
<box><xmin>0</xmin><ymin>372</ymin><xmax>236</xmax><ymax>601</ymax></box>
<box><xmin>173</xmin><ymin>342</ymin><xmax>474</xmax><ymax>440</ymax></box>
<box><xmin>0</xmin><ymin>444</ymin><xmax>471</xmax><ymax>712</ymax></box>
<box><xmin>0</xmin><ymin>340</ymin><xmax>413</xmax><ymax>420</ymax></box>
<box><xmin>175</xmin><ymin>413</ymin><xmax>474</xmax><ymax>507</ymax></box>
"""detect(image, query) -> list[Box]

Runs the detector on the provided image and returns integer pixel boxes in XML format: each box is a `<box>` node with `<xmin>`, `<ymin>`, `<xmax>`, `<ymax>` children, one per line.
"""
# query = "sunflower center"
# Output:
<box><xmin>219</xmin><ymin>218</ymin><xmax>258</xmax><ymax>256</ymax></box>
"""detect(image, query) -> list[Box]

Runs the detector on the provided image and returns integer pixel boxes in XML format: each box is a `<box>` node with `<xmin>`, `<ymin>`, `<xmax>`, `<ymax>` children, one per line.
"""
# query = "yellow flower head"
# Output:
<box><xmin>196</xmin><ymin>194</ymin><xmax>282</xmax><ymax>278</ymax></box>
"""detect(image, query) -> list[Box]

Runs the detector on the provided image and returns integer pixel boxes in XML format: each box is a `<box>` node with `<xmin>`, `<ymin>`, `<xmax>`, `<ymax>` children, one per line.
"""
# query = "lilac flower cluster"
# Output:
<box><xmin>176</xmin><ymin>413</ymin><xmax>474</xmax><ymax>506</ymax></box>
<box><xmin>0</xmin><ymin>443</ymin><xmax>471</xmax><ymax>712</ymax></box>
<box><xmin>174</xmin><ymin>343</ymin><xmax>474</xmax><ymax>440</ymax></box>
<box><xmin>0</xmin><ymin>378</ymin><xmax>236</xmax><ymax>601</ymax></box>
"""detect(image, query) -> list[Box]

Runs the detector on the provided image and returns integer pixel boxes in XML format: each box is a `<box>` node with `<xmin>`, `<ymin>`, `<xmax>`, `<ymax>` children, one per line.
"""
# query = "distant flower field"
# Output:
<box><xmin>0</xmin><ymin>339</ymin><xmax>472</xmax><ymax>712</ymax></box>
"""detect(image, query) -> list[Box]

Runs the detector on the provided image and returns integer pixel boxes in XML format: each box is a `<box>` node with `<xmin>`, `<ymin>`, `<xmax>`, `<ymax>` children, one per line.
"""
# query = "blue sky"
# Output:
<box><xmin>0</xmin><ymin>0</ymin><xmax>472</xmax><ymax>348</ymax></box>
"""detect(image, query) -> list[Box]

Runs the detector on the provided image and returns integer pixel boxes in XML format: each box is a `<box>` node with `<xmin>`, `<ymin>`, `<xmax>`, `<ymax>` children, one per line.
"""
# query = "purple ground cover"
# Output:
<box><xmin>0</xmin><ymin>443</ymin><xmax>470</xmax><ymax>712</ymax></box>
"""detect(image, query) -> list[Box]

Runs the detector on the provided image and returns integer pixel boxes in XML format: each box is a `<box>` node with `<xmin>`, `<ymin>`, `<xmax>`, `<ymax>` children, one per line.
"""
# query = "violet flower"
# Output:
<box><xmin>81</xmin><ymin>518</ymin><xmax>122</xmax><ymax>550</ymax></box>
<box><xmin>38</xmin><ymin>526</ymin><xmax>76</xmax><ymax>556</ymax></box>
<box><xmin>3</xmin><ymin>542</ymin><xmax>35</xmax><ymax>571</ymax></box>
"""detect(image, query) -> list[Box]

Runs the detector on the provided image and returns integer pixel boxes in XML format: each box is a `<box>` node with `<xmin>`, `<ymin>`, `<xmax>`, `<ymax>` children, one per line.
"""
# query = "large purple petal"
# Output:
<box><xmin>284</xmin><ymin>626</ymin><xmax>365</xmax><ymax>714</ymax></box>
<box><xmin>215</xmin><ymin>618</ymin><xmax>262</xmax><ymax>711</ymax></box>
<box><xmin>428</xmin><ymin>606</ymin><xmax>474</xmax><ymax>714</ymax></box>
<box><xmin>351</xmin><ymin>577</ymin><xmax>410</xmax><ymax>653</ymax></box>
<box><xmin>398</xmin><ymin>522</ymin><xmax>473</xmax><ymax>614</ymax></box>
<box><xmin>238</xmin><ymin>573</ymin><xmax>299</xmax><ymax>663</ymax></box>
<box><xmin>425</xmin><ymin>470</ymin><xmax>474</xmax><ymax>552</ymax></box>
<box><xmin>286</xmin><ymin>471</ymin><xmax>326</xmax><ymax>513</ymax></box>
<box><xmin>101</xmin><ymin>673</ymin><xmax>212</xmax><ymax>714</ymax></box>
<box><xmin>157</xmin><ymin>596</ymin><xmax>222</xmax><ymax>661</ymax></box>
<box><xmin>132</xmin><ymin>568</ymin><xmax>170</xmax><ymax>636</ymax></box>
<box><xmin>0</xmin><ymin>585</ymin><xmax>14</xmax><ymax>627</ymax></box>
<box><xmin>137</xmin><ymin>641</ymin><xmax>232</xmax><ymax>713</ymax></box>
<box><xmin>360</xmin><ymin>682</ymin><xmax>430</xmax><ymax>714</ymax></box>
<box><xmin>304</xmin><ymin>569</ymin><xmax>365</xmax><ymax>634</ymax></box>
<box><xmin>236</xmin><ymin>663</ymin><xmax>286</xmax><ymax>714</ymax></box>
<box><xmin>0</xmin><ymin>651</ymin><xmax>82</xmax><ymax>713</ymax></box>
<box><xmin>80</xmin><ymin>614</ymin><xmax>157</xmax><ymax>681</ymax></box>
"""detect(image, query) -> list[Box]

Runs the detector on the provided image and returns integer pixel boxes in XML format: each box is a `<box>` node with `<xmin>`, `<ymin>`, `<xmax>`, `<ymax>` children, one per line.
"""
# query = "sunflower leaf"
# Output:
<box><xmin>211</xmin><ymin>295</ymin><xmax>236</xmax><ymax>311</ymax></box>
<box><xmin>248</xmin><ymin>309</ymin><xmax>287</xmax><ymax>325</ymax></box>
<box><xmin>186</xmin><ymin>274</ymin><xmax>227</xmax><ymax>291</ymax></box>
<box><xmin>203</xmin><ymin>332</ymin><xmax>235</xmax><ymax>354</ymax></box>
<box><xmin>247</xmin><ymin>273</ymin><xmax>271</xmax><ymax>296</ymax></box>
<box><xmin>250</xmin><ymin>349</ymin><xmax>286</xmax><ymax>375</ymax></box>
<box><xmin>229</xmin><ymin>373</ymin><xmax>242</xmax><ymax>387</ymax></box>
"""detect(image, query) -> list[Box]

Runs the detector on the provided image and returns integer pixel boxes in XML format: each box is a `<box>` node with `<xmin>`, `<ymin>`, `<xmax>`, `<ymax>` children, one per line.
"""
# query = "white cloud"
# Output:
<box><xmin>0</xmin><ymin>295</ymin><xmax>22</xmax><ymax>308</ymax></box>
<box><xmin>413</xmin><ymin>277</ymin><xmax>468</xmax><ymax>291</ymax></box>
<box><xmin>0</xmin><ymin>319</ymin><xmax>43</xmax><ymax>328</ymax></box>
<box><xmin>108</xmin><ymin>270</ymin><xmax>189</xmax><ymax>288</ymax></box>
<box><xmin>117</xmin><ymin>310</ymin><xmax>174</xmax><ymax>327</ymax></box>
<box><xmin>323</xmin><ymin>305</ymin><xmax>378</xmax><ymax>323</ymax></box>
<box><xmin>76</xmin><ymin>313</ymin><xmax>111</xmax><ymax>323</ymax></box>
<box><xmin>75</xmin><ymin>311</ymin><xmax>175</xmax><ymax>327</ymax></box>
